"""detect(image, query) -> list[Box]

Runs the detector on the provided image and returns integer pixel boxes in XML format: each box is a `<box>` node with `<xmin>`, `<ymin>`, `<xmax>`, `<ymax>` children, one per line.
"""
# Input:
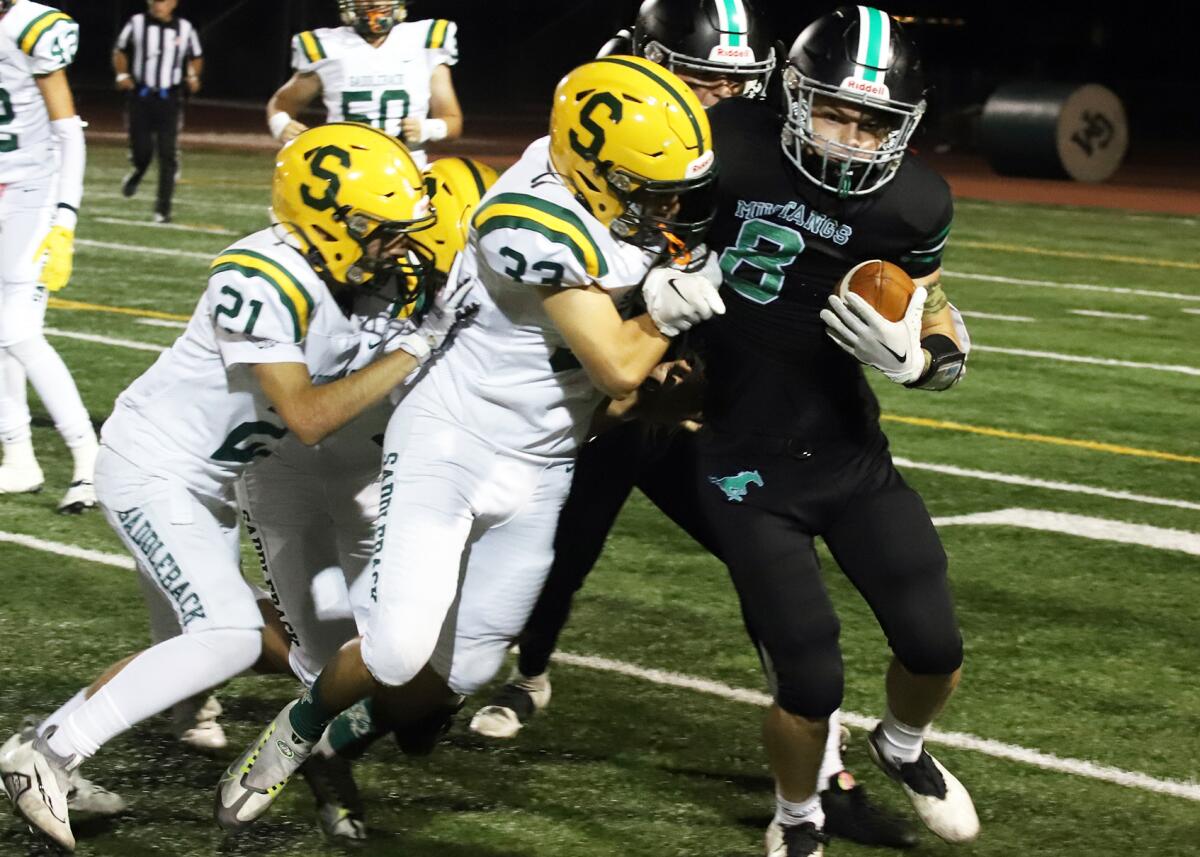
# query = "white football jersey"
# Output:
<box><xmin>0</xmin><ymin>1</ymin><xmax>78</xmax><ymax>183</ymax></box>
<box><xmin>292</xmin><ymin>19</ymin><xmax>458</xmax><ymax>170</ymax></box>
<box><xmin>102</xmin><ymin>227</ymin><xmax>396</xmax><ymax>496</ymax></box>
<box><xmin>406</xmin><ymin>136</ymin><xmax>657</xmax><ymax>460</ymax></box>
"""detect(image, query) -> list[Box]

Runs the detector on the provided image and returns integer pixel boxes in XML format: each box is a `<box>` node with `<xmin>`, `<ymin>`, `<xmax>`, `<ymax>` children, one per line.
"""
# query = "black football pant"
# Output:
<box><xmin>694</xmin><ymin>430</ymin><xmax>964</xmax><ymax>719</ymax></box>
<box><xmin>126</xmin><ymin>90</ymin><xmax>181</xmax><ymax>219</ymax></box>
<box><xmin>515</xmin><ymin>421</ymin><xmax>721</xmax><ymax>678</ymax></box>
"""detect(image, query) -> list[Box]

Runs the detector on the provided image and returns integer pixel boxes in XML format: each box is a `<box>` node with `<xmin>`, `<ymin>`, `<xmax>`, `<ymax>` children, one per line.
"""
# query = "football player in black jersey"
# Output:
<box><xmin>696</xmin><ymin>7</ymin><xmax>977</xmax><ymax>855</ymax></box>
<box><xmin>470</xmin><ymin>2</ymin><xmax>919</xmax><ymax>850</ymax></box>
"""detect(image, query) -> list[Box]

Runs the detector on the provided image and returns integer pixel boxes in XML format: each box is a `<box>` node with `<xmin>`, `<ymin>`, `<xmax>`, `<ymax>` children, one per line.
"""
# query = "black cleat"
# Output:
<box><xmin>120</xmin><ymin>170</ymin><xmax>141</xmax><ymax>198</ymax></box>
<box><xmin>765</xmin><ymin>819</ymin><xmax>830</xmax><ymax>856</ymax></box>
<box><xmin>821</xmin><ymin>771</ymin><xmax>918</xmax><ymax>848</ymax></box>
<box><xmin>301</xmin><ymin>751</ymin><xmax>366</xmax><ymax>840</ymax></box>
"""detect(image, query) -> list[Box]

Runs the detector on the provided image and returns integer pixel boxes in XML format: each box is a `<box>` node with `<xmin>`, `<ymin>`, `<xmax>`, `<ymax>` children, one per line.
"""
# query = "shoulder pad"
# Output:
<box><xmin>424</xmin><ymin>19</ymin><xmax>458</xmax><ymax>63</ymax></box>
<box><xmin>292</xmin><ymin>29</ymin><xmax>332</xmax><ymax>70</ymax></box>
<box><xmin>18</xmin><ymin>8</ymin><xmax>78</xmax><ymax>71</ymax></box>
<box><xmin>474</xmin><ymin>192</ymin><xmax>610</xmax><ymax>287</ymax></box>
<box><xmin>209</xmin><ymin>248</ymin><xmax>317</xmax><ymax>343</ymax></box>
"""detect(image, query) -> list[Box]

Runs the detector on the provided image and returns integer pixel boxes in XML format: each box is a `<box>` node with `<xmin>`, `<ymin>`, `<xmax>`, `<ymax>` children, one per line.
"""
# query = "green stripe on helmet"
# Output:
<box><xmin>593</xmin><ymin>57</ymin><xmax>706</xmax><ymax>156</ymax></box>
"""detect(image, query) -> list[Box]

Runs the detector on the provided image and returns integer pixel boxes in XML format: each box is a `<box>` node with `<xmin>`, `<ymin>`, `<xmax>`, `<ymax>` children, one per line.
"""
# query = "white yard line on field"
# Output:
<box><xmin>94</xmin><ymin>216</ymin><xmax>238</xmax><ymax>236</ymax></box>
<box><xmin>44</xmin><ymin>327</ymin><xmax>166</xmax><ymax>353</ymax></box>
<box><xmin>135</xmin><ymin>318</ymin><xmax>188</xmax><ymax>329</ymax></box>
<box><xmin>892</xmin><ymin>457</ymin><xmax>1200</xmax><ymax>512</ymax></box>
<box><xmin>550</xmin><ymin>652</ymin><xmax>1200</xmax><ymax>802</ymax></box>
<box><xmin>932</xmin><ymin>508</ymin><xmax>1200</xmax><ymax>556</ymax></box>
<box><xmin>944</xmin><ymin>270</ymin><xmax>1200</xmax><ymax>303</ymax></box>
<box><xmin>971</xmin><ymin>345</ymin><xmax>1200</xmax><ymax>376</ymax></box>
<box><xmin>1068</xmin><ymin>309</ymin><xmax>1151</xmax><ymax>321</ymax></box>
<box><xmin>76</xmin><ymin>239</ymin><xmax>214</xmax><ymax>262</ymax></box>
<box><xmin>1183</xmin><ymin>308</ymin><xmax>1200</xmax><ymax>316</ymax></box>
<box><xmin>2</xmin><ymin>528</ymin><xmax>1198</xmax><ymax>802</ymax></box>
<box><xmin>958</xmin><ymin>311</ymin><xmax>1036</xmax><ymax>323</ymax></box>
<box><xmin>0</xmin><ymin>531</ymin><xmax>134</xmax><ymax>570</ymax></box>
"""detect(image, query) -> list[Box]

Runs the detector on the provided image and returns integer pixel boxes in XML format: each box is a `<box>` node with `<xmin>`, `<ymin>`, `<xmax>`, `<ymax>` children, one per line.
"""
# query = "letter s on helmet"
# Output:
<box><xmin>548</xmin><ymin>55</ymin><xmax>717</xmax><ymax>255</ymax></box>
<box><xmin>271</xmin><ymin>123</ymin><xmax>436</xmax><ymax>310</ymax></box>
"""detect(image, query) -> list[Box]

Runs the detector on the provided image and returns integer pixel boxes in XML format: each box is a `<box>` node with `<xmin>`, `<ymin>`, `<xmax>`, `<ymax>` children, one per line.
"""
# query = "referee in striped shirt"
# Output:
<box><xmin>112</xmin><ymin>0</ymin><xmax>203</xmax><ymax>223</ymax></box>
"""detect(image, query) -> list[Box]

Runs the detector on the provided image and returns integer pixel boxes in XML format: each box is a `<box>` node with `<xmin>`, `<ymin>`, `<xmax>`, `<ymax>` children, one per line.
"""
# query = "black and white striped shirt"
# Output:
<box><xmin>115</xmin><ymin>13</ymin><xmax>202</xmax><ymax>90</ymax></box>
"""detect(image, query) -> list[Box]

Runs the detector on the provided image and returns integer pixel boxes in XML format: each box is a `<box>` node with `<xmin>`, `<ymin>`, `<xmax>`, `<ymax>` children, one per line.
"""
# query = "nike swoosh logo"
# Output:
<box><xmin>882</xmin><ymin>343</ymin><xmax>906</xmax><ymax>363</ymax></box>
<box><xmin>667</xmin><ymin>278</ymin><xmax>685</xmax><ymax>299</ymax></box>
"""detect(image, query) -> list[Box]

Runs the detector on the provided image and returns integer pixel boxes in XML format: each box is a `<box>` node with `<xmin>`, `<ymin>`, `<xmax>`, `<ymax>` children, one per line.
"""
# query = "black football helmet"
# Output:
<box><xmin>632</xmin><ymin>0</ymin><xmax>776</xmax><ymax>98</ymax></box>
<box><xmin>782</xmin><ymin>5</ymin><xmax>926</xmax><ymax>197</ymax></box>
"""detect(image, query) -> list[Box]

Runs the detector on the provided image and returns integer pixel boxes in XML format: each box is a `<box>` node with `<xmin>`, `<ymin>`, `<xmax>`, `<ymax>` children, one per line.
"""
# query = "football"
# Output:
<box><xmin>835</xmin><ymin>260</ymin><xmax>917</xmax><ymax>322</ymax></box>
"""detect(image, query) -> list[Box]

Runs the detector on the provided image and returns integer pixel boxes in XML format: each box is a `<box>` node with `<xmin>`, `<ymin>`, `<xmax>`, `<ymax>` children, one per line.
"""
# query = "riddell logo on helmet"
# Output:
<box><xmin>685</xmin><ymin>150</ymin><xmax>715</xmax><ymax>178</ymax></box>
<box><xmin>840</xmin><ymin>77</ymin><xmax>890</xmax><ymax>99</ymax></box>
<box><xmin>708</xmin><ymin>45</ymin><xmax>754</xmax><ymax>61</ymax></box>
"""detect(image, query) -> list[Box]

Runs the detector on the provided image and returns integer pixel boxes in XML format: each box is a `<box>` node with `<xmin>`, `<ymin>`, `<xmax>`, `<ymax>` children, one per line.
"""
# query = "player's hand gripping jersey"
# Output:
<box><xmin>407</xmin><ymin>136</ymin><xmax>659</xmax><ymax>460</ymax></box>
<box><xmin>702</xmin><ymin>97</ymin><xmax>953</xmax><ymax>444</ymax></box>
<box><xmin>102</xmin><ymin>227</ymin><xmax>405</xmax><ymax>496</ymax></box>
<box><xmin>292</xmin><ymin>18</ymin><xmax>456</xmax><ymax>169</ymax></box>
<box><xmin>0</xmin><ymin>1</ymin><xmax>78</xmax><ymax>183</ymax></box>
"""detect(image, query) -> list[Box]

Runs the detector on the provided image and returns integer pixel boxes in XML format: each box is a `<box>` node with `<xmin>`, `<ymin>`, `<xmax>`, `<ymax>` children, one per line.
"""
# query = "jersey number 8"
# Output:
<box><xmin>719</xmin><ymin>219</ymin><xmax>806</xmax><ymax>305</ymax></box>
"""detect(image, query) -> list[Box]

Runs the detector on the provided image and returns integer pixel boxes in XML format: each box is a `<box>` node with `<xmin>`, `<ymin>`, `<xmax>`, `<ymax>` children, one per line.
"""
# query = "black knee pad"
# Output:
<box><xmin>766</xmin><ymin>617</ymin><xmax>844</xmax><ymax>719</ymax></box>
<box><xmin>883</xmin><ymin>557</ymin><xmax>964</xmax><ymax>675</ymax></box>
<box><xmin>893</xmin><ymin>625</ymin><xmax>964</xmax><ymax>676</ymax></box>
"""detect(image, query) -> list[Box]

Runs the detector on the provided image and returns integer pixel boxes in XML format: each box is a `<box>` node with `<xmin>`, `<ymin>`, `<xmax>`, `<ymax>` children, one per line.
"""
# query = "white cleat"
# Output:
<box><xmin>215</xmin><ymin>699</ymin><xmax>313</xmax><ymax>831</ymax></box>
<box><xmin>765</xmin><ymin>819</ymin><xmax>827</xmax><ymax>856</ymax></box>
<box><xmin>66</xmin><ymin>769</ymin><xmax>127</xmax><ymax>816</ymax></box>
<box><xmin>0</xmin><ymin>728</ymin><xmax>76</xmax><ymax>851</ymax></box>
<box><xmin>57</xmin><ymin>480</ymin><xmax>96</xmax><ymax>514</ymax></box>
<box><xmin>0</xmin><ymin>460</ymin><xmax>44</xmax><ymax>494</ymax></box>
<box><xmin>867</xmin><ymin>725</ymin><xmax>980</xmax><ymax>843</ymax></box>
<box><xmin>469</xmin><ymin>670</ymin><xmax>551</xmax><ymax>739</ymax></box>
<box><xmin>176</xmin><ymin>695</ymin><xmax>228</xmax><ymax>751</ymax></box>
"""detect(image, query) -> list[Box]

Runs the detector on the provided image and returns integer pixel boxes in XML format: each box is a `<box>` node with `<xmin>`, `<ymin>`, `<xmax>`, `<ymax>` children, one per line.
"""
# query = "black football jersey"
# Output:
<box><xmin>699</xmin><ymin>97</ymin><xmax>953</xmax><ymax>443</ymax></box>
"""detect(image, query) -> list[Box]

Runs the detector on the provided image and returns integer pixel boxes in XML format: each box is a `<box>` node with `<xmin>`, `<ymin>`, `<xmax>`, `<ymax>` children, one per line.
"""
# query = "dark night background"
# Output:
<box><xmin>48</xmin><ymin>2</ymin><xmax>1200</xmax><ymax>152</ymax></box>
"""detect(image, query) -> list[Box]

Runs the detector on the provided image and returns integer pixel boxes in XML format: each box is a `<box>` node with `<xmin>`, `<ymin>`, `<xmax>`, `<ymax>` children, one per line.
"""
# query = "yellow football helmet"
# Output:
<box><xmin>418</xmin><ymin>157</ymin><xmax>500</xmax><ymax>274</ymax></box>
<box><xmin>549</xmin><ymin>55</ymin><xmax>716</xmax><ymax>255</ymax></box>
<box><xmin>272</xmin><ymin>122</ymin><xmax>435</xmax><ymax>302</ymax></box>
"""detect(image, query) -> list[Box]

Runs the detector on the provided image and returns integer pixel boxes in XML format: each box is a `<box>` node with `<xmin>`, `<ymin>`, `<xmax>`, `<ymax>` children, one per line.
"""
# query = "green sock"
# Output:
<box><xmin>288</xmin><ymin>673</ymin><xmax>343</xmax><ymax>743</ymax></box>
<box><xmin>324</xmin><ymin>698</ymin><xmax>388</xmax><ymax>760</ymax></box>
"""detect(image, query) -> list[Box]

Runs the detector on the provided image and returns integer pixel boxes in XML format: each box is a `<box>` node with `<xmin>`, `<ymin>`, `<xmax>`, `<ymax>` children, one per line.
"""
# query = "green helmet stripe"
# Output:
<box><xmin>593</xmin><ymin>57</ymin><xmax>706</xmax><ymax>155</ymax></box>
<box><xmin>459</xmin><ymin>158</ymin><xmax>487</xmax><ymax>197</ymax></box>
<box><xmin>716</xmin><ymin>0</ymin><xmax>747</xmax><ymax>47</ymax></box>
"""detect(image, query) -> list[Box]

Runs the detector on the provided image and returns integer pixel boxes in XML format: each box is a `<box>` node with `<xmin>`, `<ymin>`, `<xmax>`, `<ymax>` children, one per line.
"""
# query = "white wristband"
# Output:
<box><xmin>268</xmin><ymin>111</ymin><xmax>293</xmax><ymax>141</ymax></box>
<box><xmin>419</xmin><ymin>117</ymin><xmax>448</xmax><ymax>143</ymax></box>
<box><xmin>115</xmin><ymin>72</ymin><xmax>131</xmax><ymax>83</ymax></box>
<box><xmin>54</xmin><ymin>205</ymin><xmax>78</xmax><ymax>231</ymax></box>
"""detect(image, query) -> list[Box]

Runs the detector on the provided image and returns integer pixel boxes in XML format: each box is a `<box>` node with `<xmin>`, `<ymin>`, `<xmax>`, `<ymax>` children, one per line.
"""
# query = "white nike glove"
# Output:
<box><xmin>641</xmin><ymin>266</ymin><xmax>726</xmax><ymax>338</ymax></box>
<box><xmin>385</xmin><ymin>275</ymin><xmax>480</xmax><ymax>365</ymax></box>
<box><xmin>820</xmin><ymin>285</ymin><xmax>928</xmax><ymax>384</ymax></box>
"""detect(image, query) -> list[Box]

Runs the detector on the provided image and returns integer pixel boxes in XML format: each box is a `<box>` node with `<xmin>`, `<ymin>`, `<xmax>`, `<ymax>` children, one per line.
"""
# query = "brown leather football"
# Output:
<box><xmin>836</xmin><ymin>260</ymin><xmax>916</xmax><ymax>322</ymax></box>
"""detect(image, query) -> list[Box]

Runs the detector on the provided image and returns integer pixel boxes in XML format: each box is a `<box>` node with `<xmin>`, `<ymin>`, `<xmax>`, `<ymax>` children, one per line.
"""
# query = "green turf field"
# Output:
<box><xmin>1</xmin><ymin>144</ymin><xmax>1197</xmax><ymax>856</ymax></box>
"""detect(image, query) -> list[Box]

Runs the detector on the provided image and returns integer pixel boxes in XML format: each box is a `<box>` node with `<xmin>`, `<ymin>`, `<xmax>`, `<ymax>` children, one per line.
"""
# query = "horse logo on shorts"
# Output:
<box><xmin>708</xmin><ymin>470</ymin><xmax>763</xmax><ymax>503</ymax></box>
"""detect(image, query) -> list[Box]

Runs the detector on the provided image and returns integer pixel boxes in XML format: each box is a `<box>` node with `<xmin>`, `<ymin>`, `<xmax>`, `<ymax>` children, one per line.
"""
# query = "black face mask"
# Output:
<box><xmin>608</xmin><ymin>166</ymin><xmax>719</xmax><ymax>257</ymax></box>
